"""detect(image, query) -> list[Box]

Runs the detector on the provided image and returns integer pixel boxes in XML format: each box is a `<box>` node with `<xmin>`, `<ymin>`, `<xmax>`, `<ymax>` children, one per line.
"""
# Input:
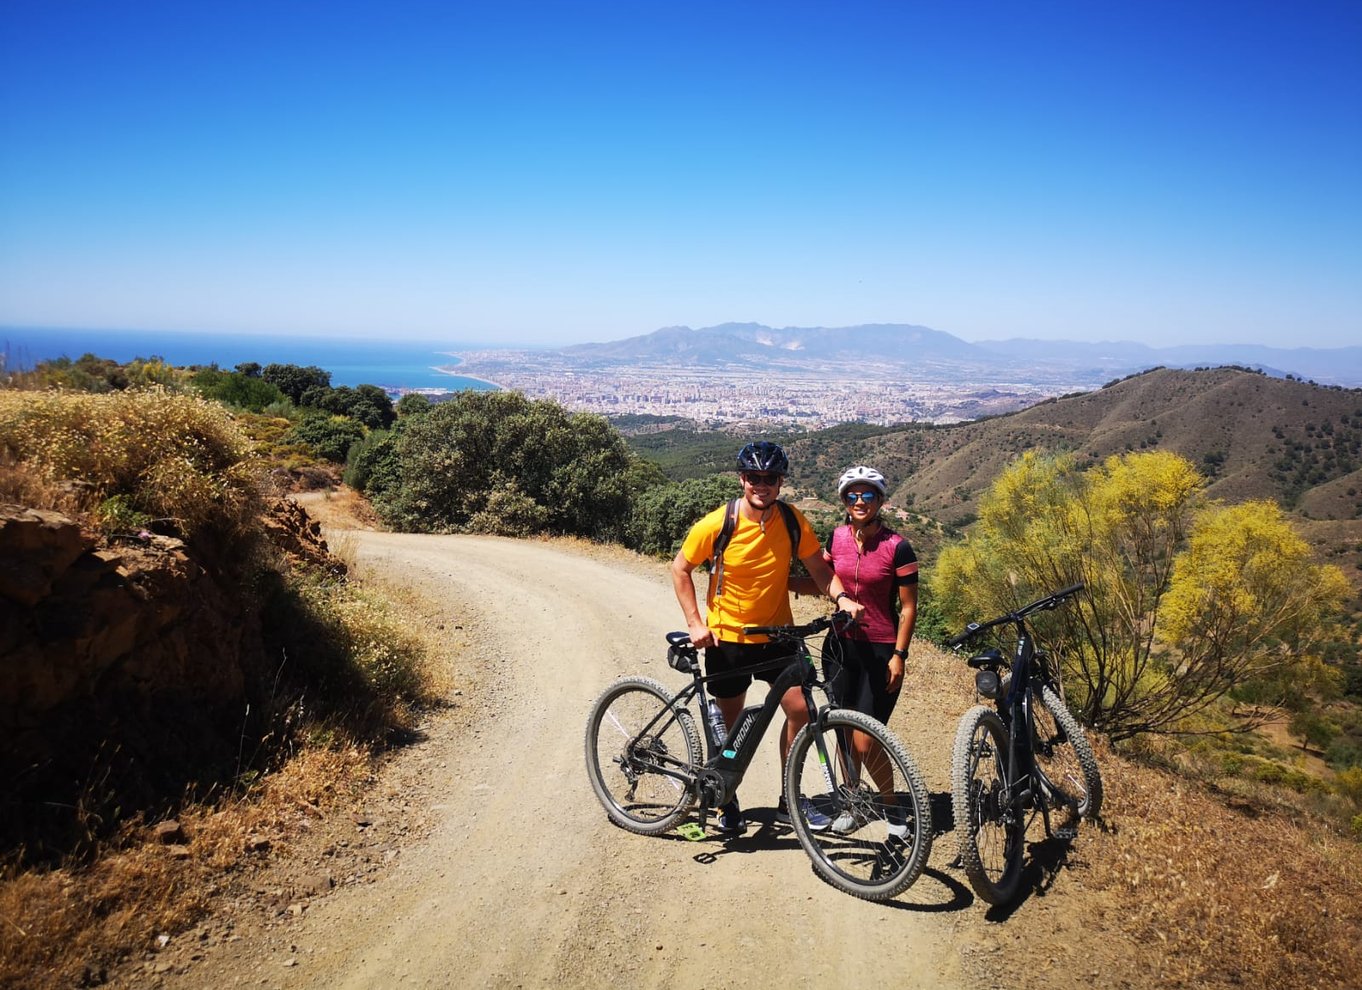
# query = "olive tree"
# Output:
<box><xmin>935</xmin><ymin>450</ymin><xmax>1350</xmax><ymax>740</ymax></box>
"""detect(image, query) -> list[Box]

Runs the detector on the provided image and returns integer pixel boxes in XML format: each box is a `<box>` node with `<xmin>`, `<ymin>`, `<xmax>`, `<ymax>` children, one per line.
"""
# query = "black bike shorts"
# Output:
<box><xmin>704</xmin><ymin>640</ymin><xmax>792</xmax><ymax>700</ymax></box>
<box><xmin>821</xmin><ymin>634</ymin><xmax>901</xmax><ymax>725</ymax></box>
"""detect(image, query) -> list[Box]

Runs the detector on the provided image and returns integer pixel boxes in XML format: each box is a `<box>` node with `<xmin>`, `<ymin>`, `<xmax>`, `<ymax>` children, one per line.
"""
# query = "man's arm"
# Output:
<box><xmin>801</xmin><ymin>552</ymin><xmax>865</xmax><ymax>623</ymax></box>
<box><xmin>671</xmin><ymin>549</ymin><xmax>715</xmax><ymax>648</ymax></box>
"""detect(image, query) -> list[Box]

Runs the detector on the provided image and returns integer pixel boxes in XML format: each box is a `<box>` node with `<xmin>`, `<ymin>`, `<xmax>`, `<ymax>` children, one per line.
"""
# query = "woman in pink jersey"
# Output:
<box><xmin>821</xmin><ymin>465</ymin><xmax>919</xmax><ymax>834</ymax></box>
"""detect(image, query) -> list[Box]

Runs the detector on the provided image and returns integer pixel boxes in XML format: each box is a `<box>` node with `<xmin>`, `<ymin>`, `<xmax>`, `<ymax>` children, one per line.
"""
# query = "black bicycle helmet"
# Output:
<box><xmin>736</xmin><ymin>441</ymin><xmax>789</xmax><ymax>475</ymax></box>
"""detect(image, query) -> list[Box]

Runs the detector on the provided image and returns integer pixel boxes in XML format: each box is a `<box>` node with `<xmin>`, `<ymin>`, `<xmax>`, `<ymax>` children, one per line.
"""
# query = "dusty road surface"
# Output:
<box><xmin>163</xmin><ymin>503</ymin><xmax>1134</xmax><ymax>990</ymax></box>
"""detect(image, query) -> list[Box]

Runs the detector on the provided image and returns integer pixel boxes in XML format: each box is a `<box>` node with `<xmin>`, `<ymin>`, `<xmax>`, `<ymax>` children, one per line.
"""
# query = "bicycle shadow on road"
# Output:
<box><xmin>661</xmin><ymin>807</ymin><xmax>975</xmax><ymax>914</ymax></box>
<box><xmin>979</xmin><ymin>834</ymin><xmax>1078</xmax><ymax>922</ymax></box>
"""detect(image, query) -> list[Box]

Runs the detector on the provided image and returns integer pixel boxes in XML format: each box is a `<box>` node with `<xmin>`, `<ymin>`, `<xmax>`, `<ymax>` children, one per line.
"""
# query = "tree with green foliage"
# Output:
<box><xmin>627</xmin><ymin>473</ymin><xmax>740</xmax><ymax>557</ymax></box>
<box><xmin>395</xmin><ymin>392</ymin><xmax>431</xmax><ymax>418</ymax></box>
<box><xmin>343</xmin><ymin>428</ymin><xmax>401</xmax><ymax>498</ymax></box>
<box><xmin>935</xmin><ymin>450</ymin><xmax>1351</xmax><ymax>741</ymax></box>
<box><xmin>191</xmin><ymin>367</ymin><xmax>285</xmax><ymax>412</ymax></box>
<box><xmin>286</xmin><ymin>414</ymin><xmax>366</xmax><ymax>463</ymax></box>
<box><xmin>262</xmin><ymin>363</ymin><xmax>331</xmax><ymax>404</ymax></box>
<box><xmin>1289</xmin><ymin>710</ymin><xmax>1339</xmax><ymax>753</ymax></box>
<box><xmin>301</xmin><ymin>384</ymin><xmax>395</xmax><ymax>429</ymax></box>
<box><xmin>376</xmin><ymin>391</ymin><xmax>632</xmax><ymax>539</ymax></box>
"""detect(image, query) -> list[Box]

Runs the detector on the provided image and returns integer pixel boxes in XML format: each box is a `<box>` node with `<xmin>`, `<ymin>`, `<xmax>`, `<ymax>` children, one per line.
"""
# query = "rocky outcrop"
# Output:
<box><xmin>0</xmin><ymin>505</ymin><xmax>251</xmax><ymax>728</ymax></box>
<box><xmin>0</xmin><ymin>498</ymin><xmax>340</xmax><ymax>859</ymax></box>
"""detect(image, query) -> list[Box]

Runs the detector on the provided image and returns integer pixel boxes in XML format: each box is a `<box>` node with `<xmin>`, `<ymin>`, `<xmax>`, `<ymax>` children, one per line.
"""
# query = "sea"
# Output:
<box><xmin>0</xmin><ymin>326</ymin><xmax>500</xmax><ymax>395</ymax></box>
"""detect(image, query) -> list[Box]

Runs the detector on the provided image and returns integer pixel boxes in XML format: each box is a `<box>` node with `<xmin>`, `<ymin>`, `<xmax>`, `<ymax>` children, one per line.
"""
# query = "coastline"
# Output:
<box><xmin>431</xmin><ymin>366</ymin><xmax>504</xmax><ymax>392</ymax></box>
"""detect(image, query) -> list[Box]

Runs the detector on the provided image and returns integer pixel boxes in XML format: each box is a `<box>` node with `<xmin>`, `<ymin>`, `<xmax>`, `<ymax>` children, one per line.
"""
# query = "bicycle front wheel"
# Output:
<box><xmin>585</xmin><ymin>676</ymin><xmax>700</xmax><ymax>835</ymax></box>
<box><xmin>784</xmin><ymin>709</ymin><xmax>933</xmax><ymax>902</ymax></box>
<box><xmin>1032</xmin><ymin>684</ymin><xmax>1103</xmax><ymax>820</ymax></box>
<box><xmin>952</xmin><ymin>706</ymin><xmax>1025</xmax><ymax>906</ymax></box>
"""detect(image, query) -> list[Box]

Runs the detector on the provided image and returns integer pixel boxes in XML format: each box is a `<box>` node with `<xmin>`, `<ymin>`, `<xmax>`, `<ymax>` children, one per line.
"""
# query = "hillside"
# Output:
<box><xmin>783</xmin><ymin>367</ymin><xmax>1362</xmax><ymax>579</ymax></box>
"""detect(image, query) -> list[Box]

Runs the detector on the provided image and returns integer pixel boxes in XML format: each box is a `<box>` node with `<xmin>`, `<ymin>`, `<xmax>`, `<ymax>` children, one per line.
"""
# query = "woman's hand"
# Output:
<box><xmin>838</xmin><ymin>596</ymin><xmax>866</xmax><ymax>624</ymax></box>
<box><xmin>886</xmin><ymin>654</ymin><xmax>904</xmax><ymax>693</ymax></box>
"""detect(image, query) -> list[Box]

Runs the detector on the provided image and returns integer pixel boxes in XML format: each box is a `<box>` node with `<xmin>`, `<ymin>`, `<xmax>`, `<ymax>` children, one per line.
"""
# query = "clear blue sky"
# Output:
<box><xmin>2</xmin><ymin>1</ymin><xmax>1359</xmax><ymax>348</ymax></box>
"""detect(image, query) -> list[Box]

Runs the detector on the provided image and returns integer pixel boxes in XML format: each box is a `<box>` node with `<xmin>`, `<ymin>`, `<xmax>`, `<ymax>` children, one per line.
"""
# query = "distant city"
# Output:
<box><xmin>443</xmin><ymin>352</ymin><xmax>1072</xmax><ymax>427</ymax></box>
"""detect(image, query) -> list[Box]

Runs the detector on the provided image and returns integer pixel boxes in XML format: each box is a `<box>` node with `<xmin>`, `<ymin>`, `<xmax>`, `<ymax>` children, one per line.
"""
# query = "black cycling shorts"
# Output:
<box><xmin>704</xmin><ymin>640</ymin><xmax>796</xmax><ymax>700</ymax></box>
<box><xmin>821</xmin><ymin>634</ymin><xmax>901</xmax><ymax>725</ymax></box>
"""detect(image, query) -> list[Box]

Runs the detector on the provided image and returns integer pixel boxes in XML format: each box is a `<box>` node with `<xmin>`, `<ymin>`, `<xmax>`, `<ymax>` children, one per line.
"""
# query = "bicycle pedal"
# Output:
<box><xmin>676</xmin><ymin>822</ymin><xmax>706</xmax><ymax>842</ymax></box>
<box><xmin>1054</xmin><ymin>825</ymin><xmax>1078</xmax><ymax>840</ymax></box>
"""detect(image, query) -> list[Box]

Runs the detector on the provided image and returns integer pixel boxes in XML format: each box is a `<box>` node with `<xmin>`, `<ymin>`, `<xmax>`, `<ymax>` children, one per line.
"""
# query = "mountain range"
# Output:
<box><xmin>557</xmin><ymin>322</ymin><xmax>1362</xmax><ymax>387</ymax></box>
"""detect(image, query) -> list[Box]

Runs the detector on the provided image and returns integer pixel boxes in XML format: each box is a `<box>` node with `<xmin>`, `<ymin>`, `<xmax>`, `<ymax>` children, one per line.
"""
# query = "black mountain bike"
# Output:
<box><xmin>585</xmin><ymin>613</ymin><xmax>933</xmax><ymax>902</ymax></box>
<box><xmin>946</xmin><ymin>583</ymin><xmax>1103</xmax><ymax>906</ymax></box>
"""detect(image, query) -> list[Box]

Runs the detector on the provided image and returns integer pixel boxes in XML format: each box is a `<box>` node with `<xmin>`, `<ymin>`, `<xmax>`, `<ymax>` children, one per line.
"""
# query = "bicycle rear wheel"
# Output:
<box><xmin>585</xmin><ymin>676</ymin><xmax>700</xmax><ymax>835</ymax></box>
<box><xmin>952</xmin><ymin>706</ymin><xmax>1025</xmax><ymax>906</ymax></box>
<box><xmin>784</xmin><ymin>709</ymin><xmax>932</xmax><ymax>902</ymax></box>
<box><xmin>1032</xmin><ymin>685</ymin><xmax>1103</xmax><ymax>820</ymax></box>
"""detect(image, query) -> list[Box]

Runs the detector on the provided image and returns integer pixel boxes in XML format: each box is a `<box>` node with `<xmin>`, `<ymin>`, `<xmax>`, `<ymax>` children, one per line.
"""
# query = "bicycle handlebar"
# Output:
<box><xmin>742</xmin><ymin>611</ymin><xmax>852</xmax><ymax>640</ymax></box>
<box><xmin>945</xmin><ymin>583</ymin><xmax>1085</xmax><ymax>648</ymax></box>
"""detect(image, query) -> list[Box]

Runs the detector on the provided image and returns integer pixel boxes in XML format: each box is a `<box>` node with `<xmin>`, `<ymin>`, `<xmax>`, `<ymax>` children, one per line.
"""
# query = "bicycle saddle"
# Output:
<box><xmin>966</xmin><ymin>648</ymin><xmax>1005</xmax><ymax>670</ymax></box>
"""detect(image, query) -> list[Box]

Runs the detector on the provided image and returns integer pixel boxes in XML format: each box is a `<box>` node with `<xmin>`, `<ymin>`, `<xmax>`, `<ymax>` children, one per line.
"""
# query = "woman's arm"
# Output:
<box><xmin>887</xmin><ymin>583</ymin><xmax>918</xmax><ymax>692</ymax></box>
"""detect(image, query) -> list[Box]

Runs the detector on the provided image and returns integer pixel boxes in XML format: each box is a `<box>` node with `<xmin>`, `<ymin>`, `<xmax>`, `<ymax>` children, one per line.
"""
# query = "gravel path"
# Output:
<box><xmin>160</xmin><ymin>497</ymin><xmax>1129</xmax><ymax>990</ymax></box>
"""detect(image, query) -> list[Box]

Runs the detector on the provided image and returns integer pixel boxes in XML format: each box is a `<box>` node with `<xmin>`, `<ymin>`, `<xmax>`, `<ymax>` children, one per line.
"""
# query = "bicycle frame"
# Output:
<box><xmin>997</xmin><ymin>623</ymin><xmax>1043</xmax><ymax>815</ymax></box>
<box><xmin>623</xmin><ymin>620</ymin><xmax>846</xmax><ymax>818</ymax></box>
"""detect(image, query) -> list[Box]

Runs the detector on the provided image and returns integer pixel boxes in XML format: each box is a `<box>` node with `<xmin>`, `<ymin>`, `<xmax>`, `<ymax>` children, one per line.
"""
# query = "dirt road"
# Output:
<box><xmin>165</xmin><ymin>513</ymin><xmax>1126</xmax><ymax>990</ymax></box>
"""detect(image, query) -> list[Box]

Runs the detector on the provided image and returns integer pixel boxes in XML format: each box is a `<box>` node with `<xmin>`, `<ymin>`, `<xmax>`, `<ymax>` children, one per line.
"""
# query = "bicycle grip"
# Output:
<box><xmin>945</xmin><ymin>624</ymin><xmax>979</xmax><ymax>649</ymax></box>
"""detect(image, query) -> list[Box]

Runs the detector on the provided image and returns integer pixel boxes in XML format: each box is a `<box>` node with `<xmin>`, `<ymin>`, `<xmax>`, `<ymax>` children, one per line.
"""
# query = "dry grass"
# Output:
<box><xmin>0</xmin><ymin>746</ymin><xmax>373</xmax><ymax>990</ymax></box>
<box><xmin>1080</xmin><ymin>742</ymin><xmax>1362</xmax><ymax>990</ymax></box>
<box><xmin>0</xmin><ymin>388</ymin><xmax>256</xmax><ymax>540</ymax></box>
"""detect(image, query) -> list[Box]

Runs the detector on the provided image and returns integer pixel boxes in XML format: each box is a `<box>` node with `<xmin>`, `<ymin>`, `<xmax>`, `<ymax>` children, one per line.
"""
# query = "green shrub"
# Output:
<box><xmin>95</xmin><ymin>494</ymin><xmax>153</xmax><ymax>534</ymax></box>
<box><xmin>191</xmin><ymin>368</ymin><xmax>285</xmax><ymax>412</ymax></box>
<box><xmin>343</xmin><ymin>429</ymin><xmax>400</xmax><ymax>497</ymax></box>
<box><xmin>626</xmin><ymin>473</ymin><xmax>740</xmax><ymax>557</ymax></box>
<box><xmin>1336</xmin><ymin>767</ymin><xmax>1362</xmax><ymax>806</ymax></box>
<box><xmin>286</xmin><ymin>414</ymin><xmax>366</xmax><ymax>463</ymax></box>
<box><xmin>377</xmin><ymin>391</ymin><xmax>632</xmax><ymax>539</ymax></box>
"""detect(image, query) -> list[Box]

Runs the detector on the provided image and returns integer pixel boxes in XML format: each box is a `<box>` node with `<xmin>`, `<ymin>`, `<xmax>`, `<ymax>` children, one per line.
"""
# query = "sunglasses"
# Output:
<box><xmin>844</xmin><ymin>491</ymin><xmax>879</xmax><ymax>504</ymax></box>
<box><xmin>743</xmin><ymin>472</ymin><xmax>781</xmax><ymax>486</ymax></box>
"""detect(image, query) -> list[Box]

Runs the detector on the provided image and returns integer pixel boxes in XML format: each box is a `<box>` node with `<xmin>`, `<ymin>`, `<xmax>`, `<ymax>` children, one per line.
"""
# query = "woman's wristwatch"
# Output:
<box><xmin>833</xmin><ymin>591</ymin><xmax>850</xmax><ymax>606</ymax></box>
<box><xmin>892</xmin><ymin>647</ymin><xmax>908</xmax><ymax>660</ymax></box>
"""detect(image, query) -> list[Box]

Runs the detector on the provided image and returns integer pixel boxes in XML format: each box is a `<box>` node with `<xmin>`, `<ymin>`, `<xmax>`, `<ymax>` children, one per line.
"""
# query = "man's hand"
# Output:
<box><xmin>688</xmin><ymin>622</ymin><xmax>716</xmax><ymax>649</ymax></box>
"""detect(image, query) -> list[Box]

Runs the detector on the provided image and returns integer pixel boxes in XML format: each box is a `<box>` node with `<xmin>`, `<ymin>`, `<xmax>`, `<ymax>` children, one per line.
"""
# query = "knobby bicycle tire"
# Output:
<box><xmin>585</xmin><ymin>676</ymin><xmax>700</xmax><ymax>835</ymax></box>
<box><xmin>951</xmin><ymin>706</ymin><xmax>1025</xmax><ymax>906</ymax></box>
<box><xmin>1033</xmin><ymin>684</ymin><xmax>1104</xmax><ymax>821</ymax></box>
<box><xmin>784</xmin><ymin>709</ymin><xmax>933</xmax><ymax>902</ymax></box>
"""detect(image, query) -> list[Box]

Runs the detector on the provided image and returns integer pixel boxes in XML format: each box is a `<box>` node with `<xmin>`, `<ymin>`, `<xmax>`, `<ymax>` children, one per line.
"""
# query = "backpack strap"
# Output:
<box><xmin>773</xmin><ymin>500</ymin><xmax>800</xmax><ymax>562</ymax></box>
<box><xmin>711</xmin><ymin>498</ymin><xmax>801</xmax><ymax>599</ymax></box>
<box><xmin>711</xmin><ymin>499</ymin><xmax>741</xmax><ymax>598</ymax></box>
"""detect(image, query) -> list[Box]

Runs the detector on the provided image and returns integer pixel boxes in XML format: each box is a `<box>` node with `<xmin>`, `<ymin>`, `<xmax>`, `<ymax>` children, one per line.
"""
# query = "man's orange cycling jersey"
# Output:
<box><xmin>682</xmin><ymin>501</ymin><xmax>821</xmax><ymax>644</ymax></box>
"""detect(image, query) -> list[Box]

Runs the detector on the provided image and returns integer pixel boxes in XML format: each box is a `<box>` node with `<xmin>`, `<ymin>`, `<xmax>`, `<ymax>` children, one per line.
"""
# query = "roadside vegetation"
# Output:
<box><xmin>4</xmin><ymin>351</ymin><xmax>1361</xmax><ymax>988</ymax></box>
<box><xmin>0</xmin><ymin>370</ymin><xmax>445</xmax><ymax>988</ymax></box>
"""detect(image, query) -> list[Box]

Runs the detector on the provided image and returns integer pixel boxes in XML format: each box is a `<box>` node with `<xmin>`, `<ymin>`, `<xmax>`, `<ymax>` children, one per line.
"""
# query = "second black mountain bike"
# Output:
<box><xmin>947</xmin><ymin>583</ymin><xmax>1103</xmax><ymax>906</ymax></box>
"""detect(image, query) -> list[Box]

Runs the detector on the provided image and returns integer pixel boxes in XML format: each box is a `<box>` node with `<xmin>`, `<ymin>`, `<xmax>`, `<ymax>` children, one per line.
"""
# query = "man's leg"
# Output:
<box><xmin>777</xmin><ymin>685</ymin><xmax>809</xmax><ymax>768</ymax></box>
<box><xmin>716</xmin><ymin>693</ymin><xmax>746</xmax><ymax>732</ymax></box>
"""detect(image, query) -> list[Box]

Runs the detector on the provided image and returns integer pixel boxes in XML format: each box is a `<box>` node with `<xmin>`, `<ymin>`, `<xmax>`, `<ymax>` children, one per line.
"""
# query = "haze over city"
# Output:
<box><xmin>1</xmin><ymin>1</ymin><xmax>1359</xmax><ymax>351</ymax></box>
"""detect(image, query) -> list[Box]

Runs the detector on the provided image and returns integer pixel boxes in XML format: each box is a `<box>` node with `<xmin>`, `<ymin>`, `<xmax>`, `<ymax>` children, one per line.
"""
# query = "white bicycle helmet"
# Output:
<box><xmin>837</xmin><ymin>465</ymin><xmax>888</xmax><ymax>499</ymax></box>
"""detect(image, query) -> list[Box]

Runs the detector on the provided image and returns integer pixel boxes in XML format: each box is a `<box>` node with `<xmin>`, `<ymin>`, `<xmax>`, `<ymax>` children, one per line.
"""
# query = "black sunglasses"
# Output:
<box><xmin>844</xmin><ymin>491</ymin><xmax>879</xmax><ymax>504</ymax></box>
<box><xmin>742</xmin><ymin>472</ymin><xmax>781</xmax><ymax>486</ymax></box>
